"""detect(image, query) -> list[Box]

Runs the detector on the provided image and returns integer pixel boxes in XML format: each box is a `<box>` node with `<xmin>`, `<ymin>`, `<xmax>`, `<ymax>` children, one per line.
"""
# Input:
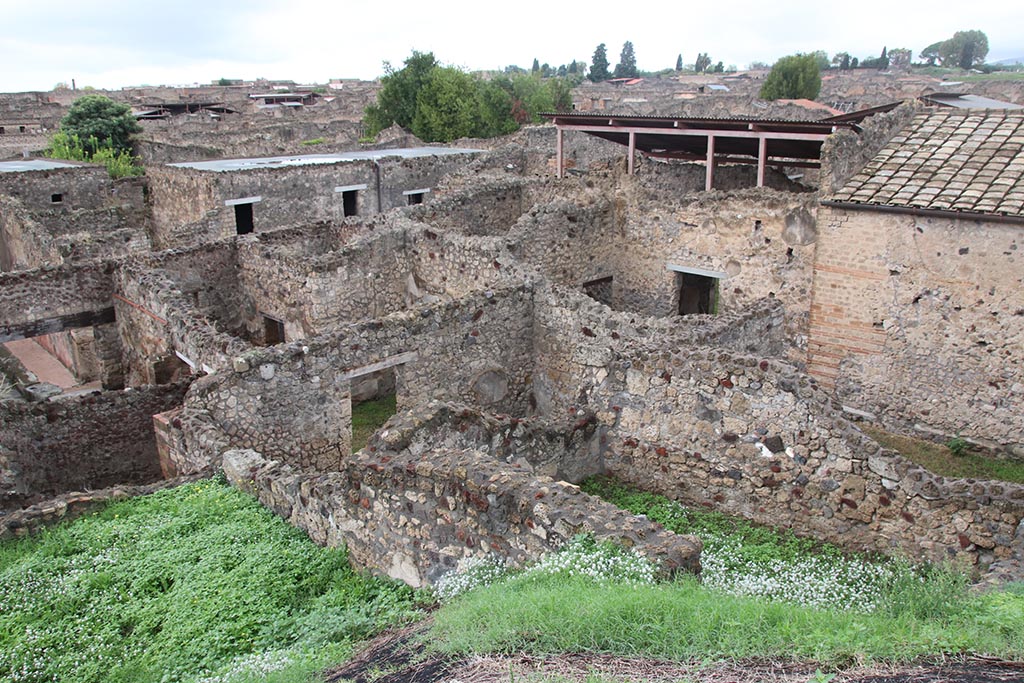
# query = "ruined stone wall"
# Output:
<box><xmin>407</xmin><ymin>226</ymin><xmax>511</xmax><ymax>299</ymax></box>
<box><xmin>137</xmin><ymin>118</ymin><xmax>366</xmax><ymax>164</ymax></box>
<box><xmin>530</xmin><ymin>282</ymin><xmax>787</xmax><ymax>418</ymax></box>
<box><xmin>0</xmin><ymin>261</ymin><xmax>115</xmax><ymax>329</ymax></box>
<box><xmin>506</xmin><ymin>194</ymin><xmax>620</xmax><ymax>287</ymax></box>
<box><xmin>177</xmin><ymin>286</ymin><xmax>536</xmax><ymax>472</ymax></box>
<box><xmin>237</xmin><ymin>227</ymin><xmax>409</xmax><ymax>338</ymax></box>
<box><xmin>115</xmin><ymin>245</ymin><xmax>253</xmax><ymax>384</ymax></box>
<box><xmin>633</xmin><ymin>157</ymin><xmax>810</xmax><ymax>196</ymax></box>
<box><xmin>146</xmin><ymin>166</ymin><xmax>221</xmax><ymax>249</ymax></box>
<box><xmin>608</xmin><ymin>189</ymin><xmax>819</xmax><ymax>364</ymax></box>
<box><xmin>370</xmin><ymin>402</ymin><xmax>604</xmax><ymax>484</ymax></box>
<box><xmin>809</xmin><ymin>206</ymin><xmax>1024</xmax><ymax>453</ymax></box>
<box><xmin>592</xmin><ymin>343</ymin><xmax>1024</xmax><ymax>571</ymax></box>
<box><xmin>819</xmin><ymin>103</ymin><xmax>919</xmax><ymax>195</ymax></box>
<box><xmin>222</xmin><ymin>445</ymin><xmax>700</xmax><ymax>588</ymax></box>
<box><xmin>0</xmin><ymin>382</ymin><xmax>189</xmax><ymax>511</ymax></box>
<box><xmin>411</xmin><ymin>177</ymin><xmax>527</xmax><ymax>236</ymax></box>
<box><xmin>378</xmin><ymin>152</ymin><xmax>484</xmax><ymax>208</ymax></box>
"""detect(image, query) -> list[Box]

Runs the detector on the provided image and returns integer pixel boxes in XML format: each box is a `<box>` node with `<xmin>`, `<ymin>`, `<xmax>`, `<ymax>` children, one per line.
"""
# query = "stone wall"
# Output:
<box><xmin>592</xmin><ymin>342</ymin><xmax>1024</xmax><ymax>571</ymax></box>
<box><xmin>808</xmin><ymin>206</ymin><xmax>1024</xmax><ymax>453</ymax></box>
<box><xmin>0</xmin><ymin>382</ymin><xmax>190</xmax><ymax>511</ymax></box>
<box><xmin>223</xmin><ymin>444</ymin><xmax>700</xmax><ymax>588</ymax></box>
<box><xmin>0</xmin><ymin>475</ymin><xmax>201</xmax><ymax>540</ymax></box>
<box><xmin>114</xmin><ymin>244</ymin><xmax>253</xmax><ymax>385</ymax></box>
<box><xmin>0</xmin><ymin>260</ymin><xmax>115</xmax><ymax>330</ymax></box>
<box><xmin>609</xmin><ymin>188</ymin><xmax>819</xmax><ymax>363</ymax></box>
<box><xmin>410</xmin><ymin>177</ymin><xmax>527</xmax><ymax>236</ymax></box>
<box><xmin>148</xmin><ymin>151</ymin><xmax>484</xmax><ymax>249</ymax></box>
<box><xmin>174</xmin><ymin>285</ymin><xmax>536</xmax><ymax>473</ymax></box>
<box><xmin>0</xmin><ymin>164</ymin><xmax>110</xmax><ymax>212</ymax></box>
<box><xmin>819</xmin><ymin>103</ymin><xmax>919</xmax><ymax>195</ymax></box>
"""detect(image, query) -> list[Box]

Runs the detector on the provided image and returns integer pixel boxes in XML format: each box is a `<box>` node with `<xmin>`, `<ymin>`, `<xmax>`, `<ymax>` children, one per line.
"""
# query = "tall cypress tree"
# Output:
<box><xmin>614</xmin><ymin>41</ymin><xmax>638</xmax><ymax>78</ymax></box>
<box><xmin>590</xmin><ymin>43</ymin><xmax>610</xmax><ymax>82</ymax></box>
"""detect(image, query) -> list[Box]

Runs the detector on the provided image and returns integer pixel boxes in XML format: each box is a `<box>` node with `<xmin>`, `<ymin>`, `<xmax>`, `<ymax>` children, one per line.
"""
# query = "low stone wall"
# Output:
<box><xmin>223</xmin><ymin>445</ymin><xmax>701</xmax><ymax>588</ymax></box>
<box><xmin>0</xmin><ymin>475</ymin><xmax>203</xmax><ymax>540</ymax></box>
<box><xmin>0</xmin><ymin>382</ymin><xmax>190</xmax><ymax>511</ymax></box>
<box><xmin>595</xmin><ymin>342</ymin><xmax>1024</xmax><ymax>572</ymax></box>
<box><xmin>368</xmin><ymin>401</ymin><xmax>603</xmax><ymax>484</ymax></box>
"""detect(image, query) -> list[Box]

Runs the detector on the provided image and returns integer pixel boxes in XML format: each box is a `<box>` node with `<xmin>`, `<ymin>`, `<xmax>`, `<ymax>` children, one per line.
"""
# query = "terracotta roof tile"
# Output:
<box><xmin>831</xmin><ymin>110</ymin><xmax>1024</xmax><ymax>218</ymax></box>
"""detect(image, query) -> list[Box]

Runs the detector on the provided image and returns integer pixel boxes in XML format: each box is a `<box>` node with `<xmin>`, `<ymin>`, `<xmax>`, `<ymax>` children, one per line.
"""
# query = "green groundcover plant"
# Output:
<box><xmin>430</xmin><ymin>478</ymin><xmax>1024</xmax><ymax>665</ymax></box>
<box><xmin>0</xmin><ymin>478</ymin><xmax>423</xmax><ymax>683</ymax></box>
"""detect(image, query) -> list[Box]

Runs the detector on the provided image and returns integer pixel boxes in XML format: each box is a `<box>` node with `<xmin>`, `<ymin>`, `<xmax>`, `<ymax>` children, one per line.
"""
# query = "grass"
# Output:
<box><xmin>862</xmin><ymin>426</ymin><xmax>1024</xmax><ymax>484</ymax></box>
<box><xmin>428</xmin><ymin>478</ymin><xmax>1024</xmax><ymax>666</ymax></box>
<box><xmin>0</xmin><ymin>477</ymin><xmax>422</xmax><ymax>683</ymax></box>
<box><xmin>351</xmin><ymin>393</ymin><xmax>397</xmax><ymax>452</ymax></box>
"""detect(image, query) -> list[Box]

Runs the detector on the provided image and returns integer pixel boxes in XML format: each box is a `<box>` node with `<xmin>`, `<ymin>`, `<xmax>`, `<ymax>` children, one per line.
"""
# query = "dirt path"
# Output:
<box><xmin>325</xmin><ymin>622</ymin><xmax>1024</xmax><ymax>683</ymax></box>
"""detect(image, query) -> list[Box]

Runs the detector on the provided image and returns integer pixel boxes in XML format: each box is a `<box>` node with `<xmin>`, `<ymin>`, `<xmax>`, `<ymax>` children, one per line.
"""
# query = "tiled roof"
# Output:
<box><xmin>830</xmin><ymin>110</ymin><xmax>1024</xmax><ymax>218</ymax></box>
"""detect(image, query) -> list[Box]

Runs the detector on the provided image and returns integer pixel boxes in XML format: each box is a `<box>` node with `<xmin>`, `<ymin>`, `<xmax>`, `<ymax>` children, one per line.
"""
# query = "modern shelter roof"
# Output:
<box><xmin>541</xmin><ymin>112</ymin><xmax>858</xmax><ymax>162</ymax></box>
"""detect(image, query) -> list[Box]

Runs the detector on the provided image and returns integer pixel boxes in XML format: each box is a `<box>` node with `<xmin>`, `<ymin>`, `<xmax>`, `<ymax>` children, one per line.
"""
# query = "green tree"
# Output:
<box><xmin>695</xmin><ymin>53</ymin><xmax>712</xmax><ymax>73</ymax></box>
<box><xmin>920</xmin><ymin>42</ymin><xmax>943</xmax><ymax>66</ymax></box>
<box><xmin>924</xmin><ymin>31</ymin><xmax>989</xmax><ymax>69</ymax></box>
<box><xmin>676</xmin><ymin>54</ymin><xmax>683</xmax><ymax>71</ymax></box>
<box><xmin>411</xmin><ymin>67</ymin><xmax>481</xmax><ymax>142</ymax></box>
<box><xmin>590</xmin><ymin>43</ymin><xmax>611</xmax><ymax>82</ymax></box>
<box><xmin>759</xmin><ymin>53</ymin><xmax>821</xmax><ymax>100</ymax></box>
<box><xmin>364</xmin><ymin>51</ymin><xmax>438</xmax><ymax>137</ymax></box>
<box><xmin>713</xmin><ymin>61</ymin><xmax>724</xmax><ymax>73</ymax></box>
<box><xmin>614</xmin><ymin>41</ymin><xmax>638</xmax><ymax>78</ymax></box>
<box><xmin>59</xmin><ymin>94</ymin><xmax>140</xmax><ymax>155</ymax></box>
<box><xmin>532</xmin><ymin>58</ymin><xmax>540</xmax><ymax>73</ymax></box>
<box><xmin>812</xmin><ymin>50</ymin><xmax>830</xmax><ymax>71</ymax></box>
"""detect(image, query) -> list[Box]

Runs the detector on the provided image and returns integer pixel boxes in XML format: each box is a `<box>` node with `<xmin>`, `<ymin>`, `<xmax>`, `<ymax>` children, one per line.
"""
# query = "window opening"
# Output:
<box><xmin>263</xmin><ymin>314</ymin><xmax>285</xmax><ymax>345</ymax></box>
<box><xmin>677</xmin><ymin>272</ymin><xmax>719</xmax><ymax>315</ymax></box>
<box><xmin>51</xmin><ymin>193</ymin><xmax>63</xmax><ymax>204</ymax></box>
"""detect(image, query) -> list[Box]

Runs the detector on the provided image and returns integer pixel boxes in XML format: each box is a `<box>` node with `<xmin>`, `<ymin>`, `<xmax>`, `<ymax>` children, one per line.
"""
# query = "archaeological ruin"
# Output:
<box><xmin>1</xmin><ymin>75</ymin><xmax>1023</xmax><ymax>588</ymax></box>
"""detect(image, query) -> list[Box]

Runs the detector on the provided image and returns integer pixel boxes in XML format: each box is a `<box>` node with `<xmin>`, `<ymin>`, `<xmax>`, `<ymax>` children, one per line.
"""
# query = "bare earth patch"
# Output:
<box><xmin>325</xmin><ymin>621</ymin><xmax>1024</xmax><ymax>683</ymax></box>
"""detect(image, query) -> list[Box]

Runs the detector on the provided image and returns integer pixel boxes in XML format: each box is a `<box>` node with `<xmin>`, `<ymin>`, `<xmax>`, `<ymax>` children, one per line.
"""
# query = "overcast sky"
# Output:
<box><xmin>2</xmin><ymin>0</ymin><xmax>1022</xmax><ymax>91</ymax></box>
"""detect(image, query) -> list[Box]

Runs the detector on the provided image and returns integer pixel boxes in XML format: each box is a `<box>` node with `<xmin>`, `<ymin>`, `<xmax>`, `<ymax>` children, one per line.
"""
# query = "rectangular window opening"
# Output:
<box><xmin>234</xmin><ymin>202</ymin><xmax>255</xmax><ymax>235</ymax></box>
<box><xmin>342</xmin><ymin>189</ymin><xmax>358</xmax><ymax>217</ymax></box>
<box><xmin>51</xmin><ymin>193</ymin><xmax>63</xmax><ymax>204</ymax></box>
<box><xmin>18</xmin><ymin>125</ymin><xmax>26</xmax><ymax>133</ymax></box>
<box><xmin>407</xmin><ymin>192</ymin><xmax>425</xmax><ymax>206</ymax></box>
<box><xmin>581</xmin><ymin>275</ymin><xmax>614</xmax><ymax>307</ymax></box>
<box><xmin>677</xmin><ymin>272</ymin><xmax>720</xmax><ymax>315</ymax></box>
<box><xmin>263</xmin><ymin>314</ymin><xmax>285</xmax><ymax>345</ymax></box>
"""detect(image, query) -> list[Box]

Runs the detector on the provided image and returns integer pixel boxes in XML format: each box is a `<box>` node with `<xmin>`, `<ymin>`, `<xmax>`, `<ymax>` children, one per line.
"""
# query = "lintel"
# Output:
<box><xmin>224</xmin><ymin>196</ymin><xmax>263</xmax><ymax>206</ymax></box>
<box><xmin>666</xmin><ymin>263</ymin><xmax>727</xmax><ymax>279</ymax></box>
<box><xmin>334</xmin><ymin>184</ymin><xmax>368</xmax><ymax>193</ymax></box>
<box><xmin>340</xmin><ymin>351</ymin><xmax>419</xmax><ymax>381</ymax></box>
<box><xmin>402</xmin><ymin>188</ymin><xmax>431</xmax><ymax>196</ymax></box>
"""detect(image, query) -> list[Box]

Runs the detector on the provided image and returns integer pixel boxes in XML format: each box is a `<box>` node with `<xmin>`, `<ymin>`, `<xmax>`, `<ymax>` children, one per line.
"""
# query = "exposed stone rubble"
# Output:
<box><xmin>2</xmin><ymin>89</ymin><xmax>1023</xmax><ymax>587</ymax></box>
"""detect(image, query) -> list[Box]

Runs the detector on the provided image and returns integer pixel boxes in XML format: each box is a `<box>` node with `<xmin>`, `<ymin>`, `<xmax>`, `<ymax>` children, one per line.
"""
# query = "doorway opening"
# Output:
<box><xmin>342</xmin><ymin>190</ymin><xmax>358</xmax><ymax>217</ymax></box>
<box><xmin>234</xmin><ymin>203</ymin><xmax>254</xmax><ymax>235</ymax></box>
<box><xmin>350</xmin><ymin>367</ymin><xmax>397</xmax><ymax>452</ymax></box>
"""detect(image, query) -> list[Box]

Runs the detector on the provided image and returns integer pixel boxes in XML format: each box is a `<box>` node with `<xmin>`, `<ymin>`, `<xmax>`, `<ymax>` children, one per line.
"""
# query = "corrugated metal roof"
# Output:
<box><xmin>920</xmin><ymin>93</ymin><xmax>1023</xmax><ymax>110</ymax></box>
<box><xmin>168</xmin><ymin>147</ymin><xmax>485</xmax><ymax>173</ymax></box>
<box><xmin>0</xmin><ymin>159</ymin><xmax>88</xmax><ymax>173</ymax></box>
